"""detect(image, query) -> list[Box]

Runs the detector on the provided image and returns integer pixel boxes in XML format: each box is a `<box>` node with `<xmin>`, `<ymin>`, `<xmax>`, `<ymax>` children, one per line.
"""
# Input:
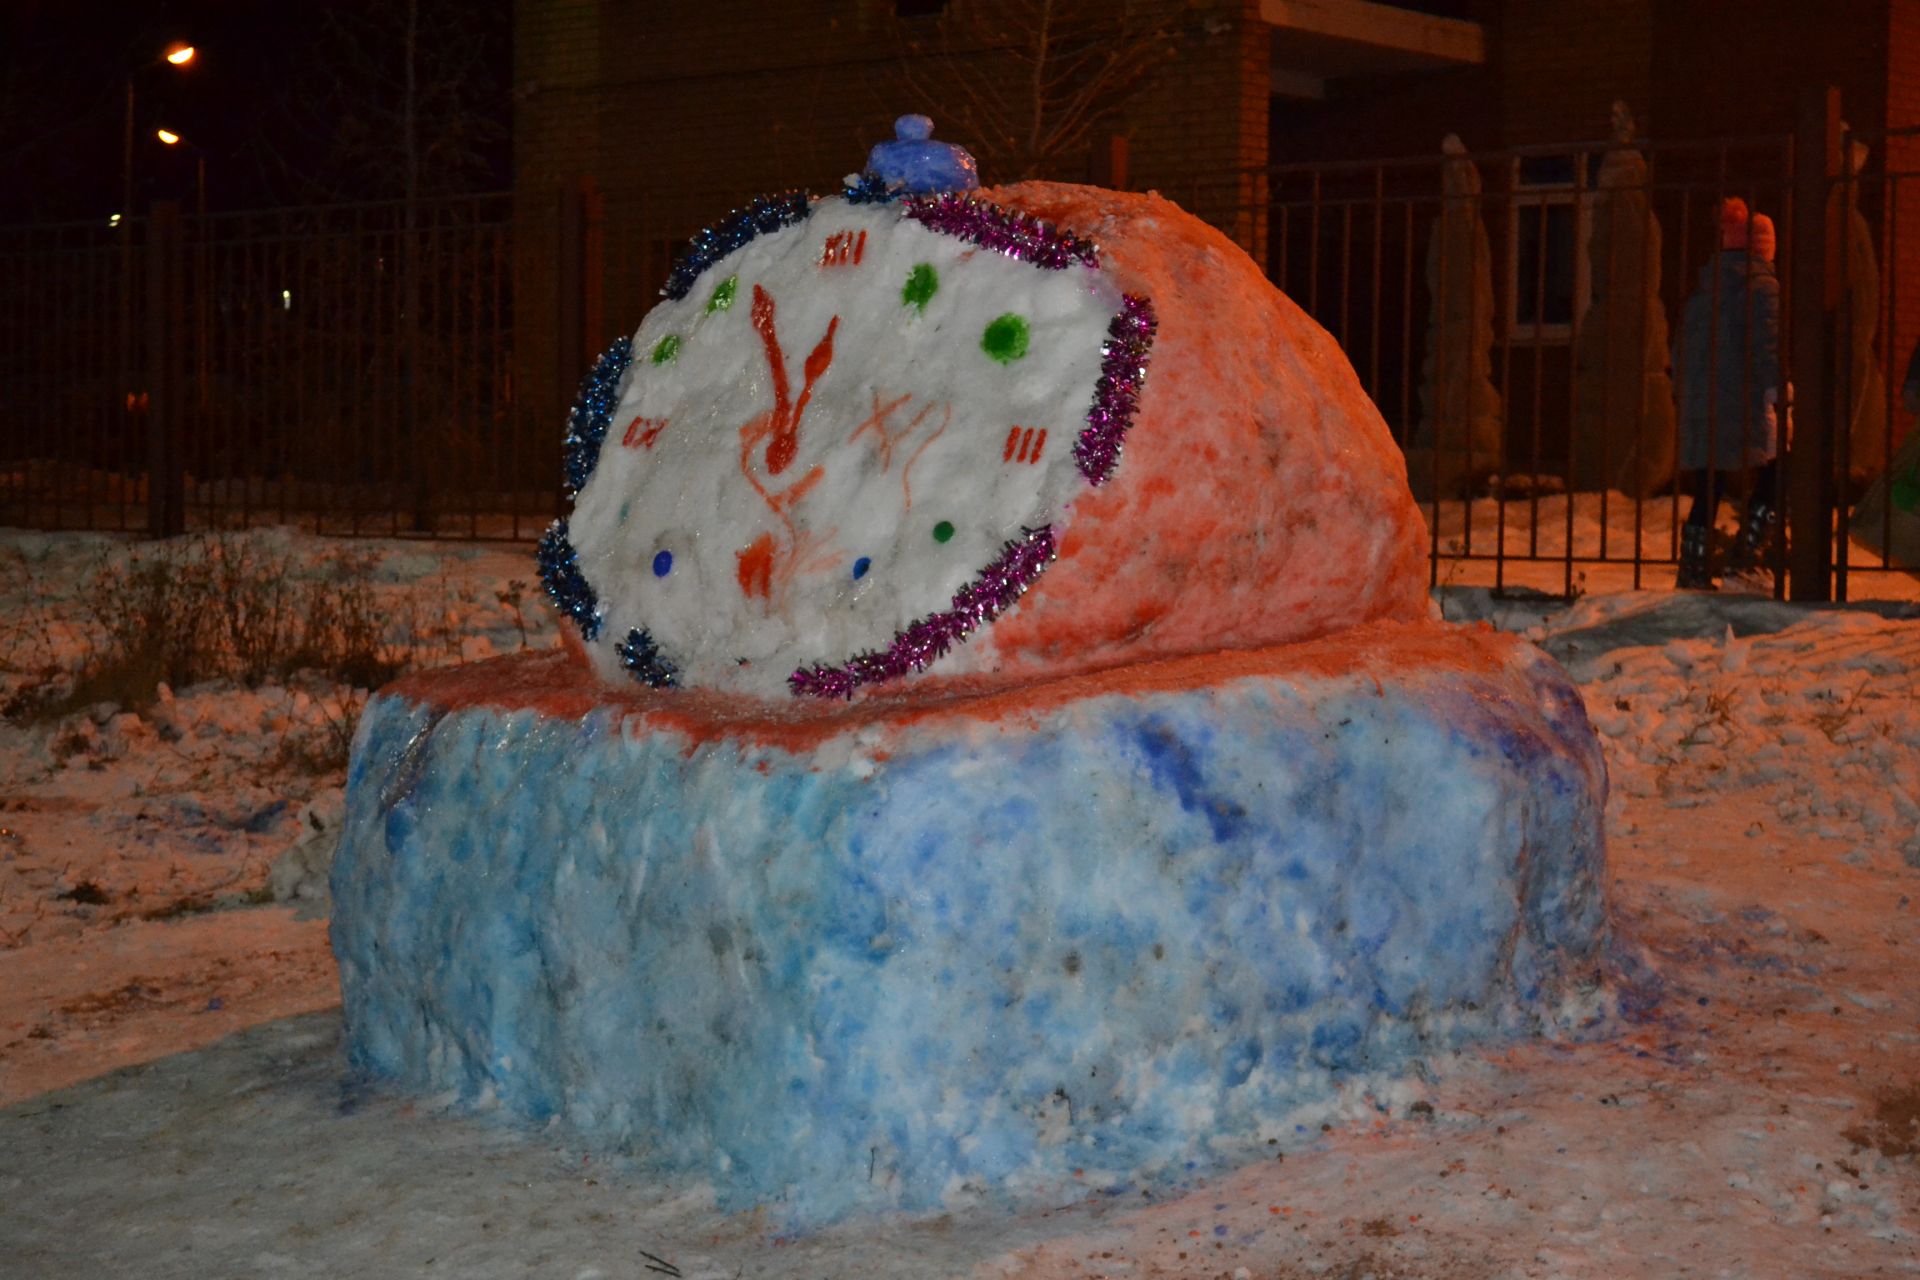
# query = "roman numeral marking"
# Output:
<box><xmin>1001</xmin><ymin>425</ymin><xmax>1047</xmax><ymax>465</ymax></box>
<box><xmin>820</xmin><ymin>229</ymin><xmax>866</xmax><ymax>268</ymax></box>
<box><xmin>622</xmin><ymin>416</ymin><xmax>669</xmax><ymax>449</ymax></box>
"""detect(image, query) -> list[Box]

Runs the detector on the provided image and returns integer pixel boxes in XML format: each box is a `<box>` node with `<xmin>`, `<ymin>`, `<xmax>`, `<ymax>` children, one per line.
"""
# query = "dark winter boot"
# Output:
<box><xmin>1676</xmin><ymin>523</ymin><xmax>1716</xmax><ymax>590</ymax></box>
<box><xmin>1722</xmin><ymin>499</ymin><xmax>1779</xmax><ymax>576</ymax></box>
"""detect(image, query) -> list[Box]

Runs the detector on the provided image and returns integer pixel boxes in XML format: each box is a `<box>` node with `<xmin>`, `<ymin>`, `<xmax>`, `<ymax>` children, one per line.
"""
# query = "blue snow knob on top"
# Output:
<box><xmin>864</xmin><ymin>114</ymin><xmax>980</xmax><ymax>195</ymax></box>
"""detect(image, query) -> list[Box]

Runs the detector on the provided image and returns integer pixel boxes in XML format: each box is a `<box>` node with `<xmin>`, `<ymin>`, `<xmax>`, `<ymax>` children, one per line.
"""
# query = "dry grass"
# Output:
<box><xmin>3</xmin><ymin>533</ymin><xmax>451</xmax><ymax>724</ymax></box>
<box><xmin>270</xmin><ymin>686</ymin><xmax>368</xmax><ymax>777</ymax></box>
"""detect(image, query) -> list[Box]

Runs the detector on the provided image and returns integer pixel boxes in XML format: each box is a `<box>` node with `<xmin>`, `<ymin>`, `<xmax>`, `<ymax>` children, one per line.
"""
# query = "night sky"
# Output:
<box><xmin>2</xmin><ymin>0</ymin><xmax>512</xmax><ymax>224</ymax></box>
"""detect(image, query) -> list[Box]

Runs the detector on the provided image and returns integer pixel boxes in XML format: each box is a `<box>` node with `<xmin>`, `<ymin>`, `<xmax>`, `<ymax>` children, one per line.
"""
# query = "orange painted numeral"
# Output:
<box><xmin>1001</xmin><ymin>425</ymin><xmax>1047</xmax><ymax>465</ymax></box>
<box><xmin>622</xmin><ymin>416</ymin><xmax>669</xmax><ymax>449</ymax></box>
<box><xmin>820</xmin><ymin>229</ymin><xmax>866</xmax><ymax>268</ymax></box>
<box><xmin>736</xmin><ymin>532</ymin><xmax>776</xmax><ymax>599</ymax></box>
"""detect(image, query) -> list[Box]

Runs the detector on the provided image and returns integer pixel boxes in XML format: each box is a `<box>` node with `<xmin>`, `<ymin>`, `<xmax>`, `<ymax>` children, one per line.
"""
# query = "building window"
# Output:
<box><xmin>1506</xmin><ymin>155</ymin><xmax>1589</xmax><ymax>343</ymax></box>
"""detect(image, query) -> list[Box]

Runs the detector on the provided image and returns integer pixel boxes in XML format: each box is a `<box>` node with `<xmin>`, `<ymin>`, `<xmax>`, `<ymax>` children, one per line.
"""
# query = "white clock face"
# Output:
<box><xmin>561</xmin><ymin>195</ymin><xmax>1136</xmax><ymax>697</ymax></box>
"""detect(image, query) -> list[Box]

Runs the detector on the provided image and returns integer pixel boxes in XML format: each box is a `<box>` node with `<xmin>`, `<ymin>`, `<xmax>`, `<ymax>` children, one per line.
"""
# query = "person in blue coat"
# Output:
<box><xmin>1672</xmin><ymin>200</ymin><xmax>1782</xmax><ymax>588</ymax></box>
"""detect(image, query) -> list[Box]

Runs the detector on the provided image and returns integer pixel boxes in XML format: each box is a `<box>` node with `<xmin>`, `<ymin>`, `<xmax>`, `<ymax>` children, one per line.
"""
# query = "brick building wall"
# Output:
<box><xmin>1121</xmin><ymin>0</ymin><xmax>1272</xmax><ymax>248</ymax></box>
<box><xmin>511</xmin><ymin>0</ymin><xmax>1268</xmax><ymax>433</ymax></box>
<box><xmin>1649</xmin><ymin>0</ymin><xmax>1888</xmax><ymax>141</ymax></box>
<box><xmin>511</xmin><ymin>1</ymin><xmax>1911</xmax><ymax>480</ymax></box>
<box><xmin>1498</xmin><ymin>0</ymin><xmax>1652</xmax><ymax>147</ymax></box>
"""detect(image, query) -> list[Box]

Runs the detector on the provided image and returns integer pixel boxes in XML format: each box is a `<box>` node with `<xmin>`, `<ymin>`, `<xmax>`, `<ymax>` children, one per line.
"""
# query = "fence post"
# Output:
<box><xmin>550</xmin><ymin>177</ymin><xmax>606</xmax><ymax>521</ymax></box>
<box><xmin>554</xmin><ymin>179</ymin><xmax>591</xmax><ymax>430</ymax></box>
<box><xmin>1788</xmin><ymin>86</ymin><xmax>1841</xmax><ymax>602</ymax></box>
<box><xmin>145</xmin><ymin>199</ymin><xmax>185</xmax><ymax>538</ymax></box>
<box><xmin>582</xmin><ymin>177</ymin><xmax>605</xmax><ymax>355</ymax></box>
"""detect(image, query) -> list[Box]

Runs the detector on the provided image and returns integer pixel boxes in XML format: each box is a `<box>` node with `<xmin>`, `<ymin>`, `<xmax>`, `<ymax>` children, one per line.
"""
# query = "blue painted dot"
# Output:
<box><xmin>652</xmin><ymin>550</ymin><xmax>673</xmax><ymax>577</ymax></box>
<box><xmin>852</xmin><ymin>556</ymin><xmax>871</xmax><ymax>580</ymax></box>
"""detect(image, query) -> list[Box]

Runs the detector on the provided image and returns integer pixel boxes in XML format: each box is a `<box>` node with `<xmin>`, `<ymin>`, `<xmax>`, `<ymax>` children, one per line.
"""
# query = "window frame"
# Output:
<box><xmin>1503</xmin><ymin>156</ymin><xmax>1593</xmax><ymax>345</ymax></box>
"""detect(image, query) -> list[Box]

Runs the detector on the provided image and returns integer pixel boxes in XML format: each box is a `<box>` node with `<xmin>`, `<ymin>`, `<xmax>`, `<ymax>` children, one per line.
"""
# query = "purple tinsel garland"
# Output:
<box><xmin>900</xmin><ymin>194</ymin><xmax>1099</xmax><ymax>270</ymax></box>
<box><xmin>789</xmin><ymin>288</ymin><xmax>1154</xmax><ymax>697</ymax></box>
<box><xmin>788</xmin><ymin>526</ymin><xmax>1058</xmax><ymax>699</ymax></box>
<box><xmin>1073</xmin><ymin>295</ymin><xmax>1157</xmax><ymax>487</ymax></box>
<box><xmin>552</xmin><ymin>185</ymin><xmax>1158</xmax><ymax>698</ymax></box>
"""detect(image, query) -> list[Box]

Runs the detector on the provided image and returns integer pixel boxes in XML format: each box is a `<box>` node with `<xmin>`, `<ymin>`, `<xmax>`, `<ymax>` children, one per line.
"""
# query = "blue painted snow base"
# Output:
<box><xmin>331</xmin><ymin>631</ymin><xmax>1609</xmax><ymax>1227</ymax></box>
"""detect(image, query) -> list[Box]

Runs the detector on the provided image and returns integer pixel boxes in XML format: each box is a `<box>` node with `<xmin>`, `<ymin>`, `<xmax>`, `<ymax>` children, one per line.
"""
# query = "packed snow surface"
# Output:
<box><xmin>332</xmin><ymin>626</ymin><xmax>1607</xmax><ymax>1225</ymax></box>
<box><xmin>555</xmin><ymin>183</ymin><xmax>1430</xmax><ymax>696</ymax></box>
<box><xmin>0</xmin><ymin>528</ymin><xmax>551</xmax><ymax>1099</ymax></box>
<box><xmin>3</xmin><ymin>527</ymin><xmax>1919</xmax><ymax>1276</ymax></box>
<box><xmin>569</xmin><ymin>194</ymin><xmax>1121</xmax><ymax>694</ymax></box>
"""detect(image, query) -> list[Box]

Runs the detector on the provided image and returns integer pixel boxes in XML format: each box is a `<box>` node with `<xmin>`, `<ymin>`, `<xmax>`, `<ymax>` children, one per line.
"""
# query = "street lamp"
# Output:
<box><xmin>153</xmin><ymin>127</ymin><xmax>213</xmax><ymax>423</ymax></box>
<box><xmin>119</xmin><ymin>43</ymin><xmax>195</xmax><ymax>538</ymax></box>
<box><xmin>154</xmin><ymin>128</ymin><xmax>206</xmax><ymax>218</ymax></box>
<box><xmin>122</xmin><ymin>45</ymin><xmax>195</xmax><ymax>224</ymax></box>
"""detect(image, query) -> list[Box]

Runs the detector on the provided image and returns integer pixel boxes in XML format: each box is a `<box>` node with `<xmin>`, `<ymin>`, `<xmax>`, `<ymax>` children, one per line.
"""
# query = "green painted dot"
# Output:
<box><xmin>932</xmin><ymin>520</ymin><xmax>955</xmax><ymax>543</ymax></box>
<box><xmin>707</xmin><ymin>276</ymin><xmax>737</xmax><ymax>313</ymax></box>
<box><xmin>981</xmin><ymin>313</ymin><xmax>1030</xmax><ymax>364</ymax></box>
<box><xmin>902</xmin><ymin>263</ymin><xmax>939</xmax><ymax>313</ymax></box>
<box><xmin>650</xmin><ymin>334</ymin><xmax>682</xmax><ymax>364</ymax></box>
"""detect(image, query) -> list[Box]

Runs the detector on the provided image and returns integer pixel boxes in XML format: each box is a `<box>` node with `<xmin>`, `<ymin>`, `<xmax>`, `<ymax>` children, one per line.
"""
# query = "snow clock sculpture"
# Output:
<box><xmin>540</xmin><ymin>115</ymin><xmax>1153</xmax><ymax>698</ymax></box>
<box><xmin>334</xmin><ymin>116</ymin><xmax>1613</xmax><ymax>1231</ymax></box>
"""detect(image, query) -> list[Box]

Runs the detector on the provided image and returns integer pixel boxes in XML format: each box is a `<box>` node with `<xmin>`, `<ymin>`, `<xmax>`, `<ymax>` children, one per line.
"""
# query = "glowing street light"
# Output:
<box><xmin>120</xmin><ymin>40</ymin><xmax>198</xmax><ymax>539</ymax></box>
<box><xmin>153</xmin><ymin>128</ymin><xmax>206</xmax><ymax>218</ymax></box>
<box><xmin>124</xmin><ymin>43</ymin><xmax>196</xmax><ymax>229</ymax></box>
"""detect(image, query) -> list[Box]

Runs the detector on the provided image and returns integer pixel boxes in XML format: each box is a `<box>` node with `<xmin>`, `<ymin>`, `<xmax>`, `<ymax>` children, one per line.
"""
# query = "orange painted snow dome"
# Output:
<box><xmin>538</xmin><ymin>153</ymin><xmax>1428</xmax><ymax>699</ymax></box>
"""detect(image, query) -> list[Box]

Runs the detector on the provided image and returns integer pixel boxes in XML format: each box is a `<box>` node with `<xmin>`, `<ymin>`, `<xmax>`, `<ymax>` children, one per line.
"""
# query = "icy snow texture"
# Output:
<box><xmin>570</xmin><ymin>195</ymin><xmax>1121</xmax><ymax>695</ymax></box>
<box><xmin>331</xmin><ymin>626</ymin><xmax>1608</xmax><ymax>1225</ymax></box>
<box><xmin>560</xmin><ymin>184</ymin><xmax>1429</xmax><ymax>696</ymax></box>
<box><xmin>898</xmin><ymin>183</ymin><xmax>1432</xmax><ymax>678</ymax></box>
<box><xmin>337</xmin><ymin>187</ymin><xmax>1591</xmax><ymax>1228</ymax></box>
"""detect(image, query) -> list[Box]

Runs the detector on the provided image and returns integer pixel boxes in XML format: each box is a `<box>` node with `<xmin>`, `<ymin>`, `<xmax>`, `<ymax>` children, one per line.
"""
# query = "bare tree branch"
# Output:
<box><xmin>257</xmin><ymin>0</ymin><xmax>506</xmax><ymax>206</ymax></box>
<box><xmin>891</xmin><ymin>0</ymin><xmax>1188</xmax><ymax>183</ymax></box>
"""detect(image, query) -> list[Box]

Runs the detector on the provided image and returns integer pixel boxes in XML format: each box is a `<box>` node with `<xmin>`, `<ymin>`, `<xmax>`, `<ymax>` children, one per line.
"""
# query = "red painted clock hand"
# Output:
<box><xmin>749</xmin><ymin>283</ymin><xmax>837</xmax><ymax>476</ymax></box>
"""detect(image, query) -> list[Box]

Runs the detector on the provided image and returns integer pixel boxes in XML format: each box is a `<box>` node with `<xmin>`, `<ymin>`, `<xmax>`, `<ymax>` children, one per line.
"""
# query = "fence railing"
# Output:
<box><xmin>3</xmin><ymin>107</ymin><xmax>1916</xmax><ymax>600</ymax></box>
<box><xmin>0</xmin><ymin>192</ymin><xmax>549</xmax><ymax>541</ymax></box>
<box><xmin>1186</xmin><ymin>105</ymin><xmax>1916</xmax><ymax>599</ymax></box>
<box><xmin>1830</xmin><ymin>120</ymin><xmax>1920</xmax><ymax>599</ymax></box>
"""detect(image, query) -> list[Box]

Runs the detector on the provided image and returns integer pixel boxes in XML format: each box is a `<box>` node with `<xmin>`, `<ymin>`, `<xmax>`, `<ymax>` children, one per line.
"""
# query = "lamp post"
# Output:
<box><xmin>154</xmin><ymin>128</ymin><xmax>206</xmax><ymax>219</ymax></box>
<box><xmin>119</xmin><ymin>43</ymin><xmax>194</xmax><ymax>536</ymax></box>
<box><xmin>154</xmin><ymin>128</ymin><xmax>212</xmax><ymax>427</ymax></box>
<box><xmin>120</xmin><ymin>45</ymin><xmax>194</xmax><ymax>228</ymax></box>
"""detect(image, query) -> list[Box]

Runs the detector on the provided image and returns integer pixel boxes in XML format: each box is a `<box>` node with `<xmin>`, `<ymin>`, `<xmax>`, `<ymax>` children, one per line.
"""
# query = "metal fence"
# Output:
<box><xmin>3</xmin><ymin>104</ymin><xmax>1916</xmax><ymax>598</ymax></box>
<box><xmin>0</xmin><ymin>192</ymin><xmax>544</xmax><ymax>540</ymax></box>
<box><xmin>1832</xmin><ymin>121</ymin><xmax>1920</xmax><ymax>599</ymax></box>
<box><xmin>1188</xmin><ymin>102</ymin><xmax>1916</xmax><ymax>599</ymax></box>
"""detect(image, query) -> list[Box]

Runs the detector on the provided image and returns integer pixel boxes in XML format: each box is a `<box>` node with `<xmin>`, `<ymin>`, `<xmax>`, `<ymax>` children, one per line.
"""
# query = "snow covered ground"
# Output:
<box><xmin>0</xmin><ymin>529</ymin><xmax>551</xmax><ymax>1105</ymax></box>
<box><xmin>2</xmin><ymin>525</ymin><xmax>1919</xmax><ymax>1277</ymax></box>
